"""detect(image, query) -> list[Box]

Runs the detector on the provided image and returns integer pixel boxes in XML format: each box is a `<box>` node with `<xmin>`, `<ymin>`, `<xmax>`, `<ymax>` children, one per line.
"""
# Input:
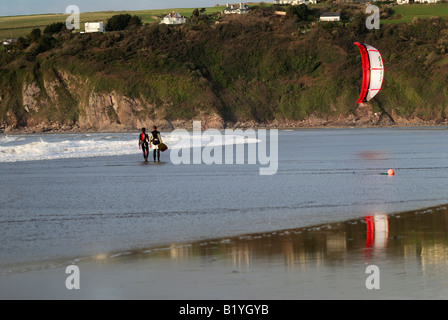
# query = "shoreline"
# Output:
<box><xmin>2</xmin><ymin>119</ymin><xmax>448</xmax><ymax>135</ymax></box>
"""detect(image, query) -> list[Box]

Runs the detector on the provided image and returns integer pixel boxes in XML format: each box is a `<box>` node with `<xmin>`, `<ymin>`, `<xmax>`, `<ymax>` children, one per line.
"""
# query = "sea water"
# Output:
<box><xmin>1</xmin><ymin>127</ymin><xmax>448</xmax><ymax>269</ymax></box>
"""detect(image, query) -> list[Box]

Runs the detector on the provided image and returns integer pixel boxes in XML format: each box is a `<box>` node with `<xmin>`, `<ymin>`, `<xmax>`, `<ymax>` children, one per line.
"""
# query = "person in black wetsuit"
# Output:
<box><xmin>149</xmin><ymin>126</ymin><xmax>163</xmax><ymax>162</ymax></box>
<box><xmin>138</xmin><ymin>127</ymin><xmax>150</xmax><ymax>161</ymax></box>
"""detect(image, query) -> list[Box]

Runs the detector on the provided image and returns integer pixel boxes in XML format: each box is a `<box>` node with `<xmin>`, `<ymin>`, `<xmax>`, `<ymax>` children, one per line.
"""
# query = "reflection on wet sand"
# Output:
<box><xmin>138</xmin><ymin>204</ymin><xmax>448</xmax><ymax>277</ymax></box>
<box><xmin>3</xmin><ymin>204</ymin><xmax>448</xmax><ymax>299</ymax></box>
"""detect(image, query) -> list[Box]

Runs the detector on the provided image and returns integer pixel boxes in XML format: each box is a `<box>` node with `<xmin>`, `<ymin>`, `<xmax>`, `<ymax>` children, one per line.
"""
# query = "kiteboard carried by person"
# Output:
<box><xmin>149</xmin><ymin>126</ymin><xmax>163</xmax><ymax>162</ymax></box>
<box><xmin>138</xmin><ymin>128</ymin><xmax>150</xmax><ymax>161</ymax></box>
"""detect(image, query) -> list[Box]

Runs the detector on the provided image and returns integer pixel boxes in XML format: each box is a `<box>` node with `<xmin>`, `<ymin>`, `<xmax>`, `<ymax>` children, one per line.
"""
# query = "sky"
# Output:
<box><xmin>0</xmin><ymin>0</ymin><xmax>220</xmax><ymax>17</ymax></box>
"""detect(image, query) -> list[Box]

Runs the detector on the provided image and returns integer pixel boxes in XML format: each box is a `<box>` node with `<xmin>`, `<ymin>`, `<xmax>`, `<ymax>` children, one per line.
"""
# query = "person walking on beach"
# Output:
<box><xmin>139</xmin><ymin>127</ymin><xmax>150</xmax><ymax>161</ymax></box>
<box><xmin>149</xmin><ymin>126</ymin><xmax>163</xmax><ymax>162</ymax></box>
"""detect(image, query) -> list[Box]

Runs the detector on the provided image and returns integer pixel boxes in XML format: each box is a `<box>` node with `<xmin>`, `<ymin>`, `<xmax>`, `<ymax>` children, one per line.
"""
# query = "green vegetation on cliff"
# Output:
<box><xmin>2</xmin><ymin>4</ymin><xmax>448</xmax><ymax>131</ymax></box>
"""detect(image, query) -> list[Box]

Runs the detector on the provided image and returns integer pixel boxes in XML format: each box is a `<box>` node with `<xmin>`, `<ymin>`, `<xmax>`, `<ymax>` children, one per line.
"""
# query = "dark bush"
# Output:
<box><xmin>287</xmin><ymin>4</ymin><xmax>313</xmax><ymax>22</ymax></box>
<box><xmin>29</xmin><ymin>28</ymin><xmax>41</xmax><ymax>42</ymax></box>
<box><xmin>129</xmin><ymin>15</ymin><xmax>143</xmax><ymax>27</ymax></box>
<box><xmin>44</xmin><ymin>22</ymin><xmax>65</xmax><ymax>34</ymax></box>
<box><xmin>106</xmin><ymin>14</ymin><xmax>142</xmax><ymax>31</ymax></box>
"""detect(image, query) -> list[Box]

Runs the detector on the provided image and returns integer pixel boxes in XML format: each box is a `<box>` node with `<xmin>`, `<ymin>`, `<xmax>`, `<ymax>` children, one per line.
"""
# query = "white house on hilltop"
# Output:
<box><xmin>273</xmin><ymin>0</ymin><xmax>318</xmax><ymax>5</ymax></box>
<box><xmin>319</xmin><ymin>12</ymin><xmax>341</xmax><ymax>22</ymax></box>
<box><xmin>84</xmin><ymin>22</ymin><xmax>105</xmax><ymax>33</ymax></box>
<box><xmin>160</xmin><ymin>12</ymin><xmax>187</xmax><ymax>24</ymax></box>
<box><xmin>2</xmin><ymin>38</ymin><xmax>17</xmax><ymax>46</ymax></box>
<box><xmin>224</xmin><ymin>3</ymin><xmax>250</xmax><ymax>14</ymax></box>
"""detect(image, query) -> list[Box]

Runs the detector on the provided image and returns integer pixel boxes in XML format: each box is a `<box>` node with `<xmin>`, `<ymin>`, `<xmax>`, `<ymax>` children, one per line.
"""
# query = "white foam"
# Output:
<box><xmin>0</xmin><ymin>136</ymin><xmax>25</xmax><ymax>143</ymax></box>
<box><xmin>0</xmin><ymin>132</ymin><xmax>260</xmax><ymax>163</ymax></box>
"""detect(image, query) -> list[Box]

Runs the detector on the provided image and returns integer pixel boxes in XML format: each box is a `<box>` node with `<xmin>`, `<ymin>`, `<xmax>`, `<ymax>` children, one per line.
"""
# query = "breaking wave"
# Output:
<box><xmin>0</xmin><ymin>132</ymin><xmax>260</xmax><ymax>163</ymax></box>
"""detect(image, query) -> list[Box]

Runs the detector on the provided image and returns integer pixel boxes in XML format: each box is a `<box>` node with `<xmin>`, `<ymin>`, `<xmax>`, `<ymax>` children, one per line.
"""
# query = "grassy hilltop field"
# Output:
<box><xmin>0</xmin><ymin>7</ymin><xmax>227</xmax><ymax>39</ymax></box>
<box><xmin>2</xmin><ymin>3</ymin><xmax>448</xmax><ymax>132</ymax></box>
<box><xmin>382</xmin><ymin>3</ymin><xmax>448</xmax><ymax>24</ymax></box>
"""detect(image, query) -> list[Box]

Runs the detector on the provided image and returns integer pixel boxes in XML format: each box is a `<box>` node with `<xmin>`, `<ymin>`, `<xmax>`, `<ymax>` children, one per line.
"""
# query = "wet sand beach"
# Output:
<box><xmin>2</xmin><ymin>204</ymin><xmax>448</xmax><ymax>300</ymax></box>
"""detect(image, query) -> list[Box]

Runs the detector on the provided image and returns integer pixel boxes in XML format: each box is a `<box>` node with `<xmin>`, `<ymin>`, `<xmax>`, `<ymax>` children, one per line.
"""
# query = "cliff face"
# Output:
<box><xmin>1</xmin><ymin>12</ymin><xmax>448</xmax><ymax>133</ymax></box>
<box><xmin>17</xmin><ymin>78</ymin><xmax>152</xmax><ymax>132</ymax></box>
<box><xmin>7</xmin><ymin>71</ymin><xmax>225</xmax><ymax>133</ymax></box>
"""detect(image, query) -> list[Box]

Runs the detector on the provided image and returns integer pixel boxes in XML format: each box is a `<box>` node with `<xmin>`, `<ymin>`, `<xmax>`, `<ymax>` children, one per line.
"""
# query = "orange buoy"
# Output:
<box><xmin>387</xmin><ymin>169</ymin><xmax>395</xmax><ymax>176</ymax></box>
